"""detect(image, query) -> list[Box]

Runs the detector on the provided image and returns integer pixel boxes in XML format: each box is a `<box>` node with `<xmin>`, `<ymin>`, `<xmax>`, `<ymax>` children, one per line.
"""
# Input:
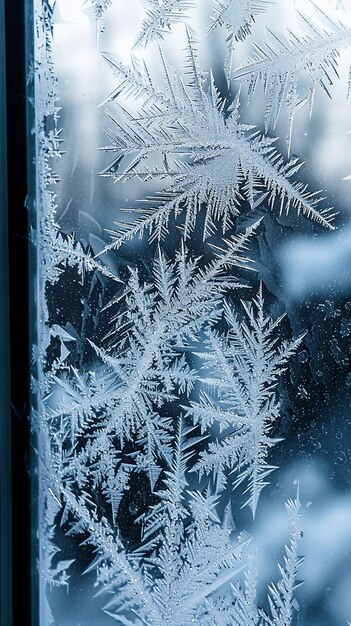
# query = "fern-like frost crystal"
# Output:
<box><xmin>84</xmin><ymin>0</ymin><xmax>113</xmax><ymax>18</ymax></box>
<box><xmin>210</xmin><ymin>0</ymin><xmax>272</xmax><ymax>41</ymax></box>
<box><xmin>136</xmin><ymin>0</ymin><xmax>194</xmax><ymax>46</ymax></box>
<box><xmin>234</xmin><ymin>4</ymin><xmax>351</xmax><ymax>150</ymax></box>
<box><xmin>188</xmin><ymin>287</ymin><xmax>303</xmax><ymax>516</ymax></box>
<box><xmin>100</xmin><ymin>29</ymin><xmax>335</xmax><ymax>253</ymax></box>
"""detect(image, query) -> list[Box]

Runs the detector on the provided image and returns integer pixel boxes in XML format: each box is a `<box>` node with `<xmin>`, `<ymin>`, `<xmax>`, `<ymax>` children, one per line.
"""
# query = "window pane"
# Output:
<box><xmin>31</xmin><ymin>1</ymin><xmax>351</xmax><ymax>624</ymax></box>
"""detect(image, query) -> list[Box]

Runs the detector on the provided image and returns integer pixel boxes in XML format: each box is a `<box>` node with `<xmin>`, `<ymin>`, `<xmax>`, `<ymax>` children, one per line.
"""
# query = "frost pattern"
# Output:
<box><xmin>31</xmin><ymin>0</ymin><xmax>350</xmax><ymax>623</ymax></box>
<box><xmin>84</xmin><ymin>0</ymin><xmax>113</xmax><ymax>18</ymax></box>
<box><xmin>233</xmin><ymin>4</ymin><xmax>351</xmax><ymax>150</ymax></box>
<box><xmin>45</xmin><ymin>230</ymin><xmax>259</xmax><ymax>487</ymax></box>
<box><xmin>210</xmin><ymin>0</ymin><xmax>272</xmax><ymax>41</ymax></box>
<box><xmin>100</xmin><ymin>30</ymin><xmax>334</xmax><ymax>252</ymax></box>
<box><xmin>188</xmin><ymin>288</ymin><xmax>304</xmax><ymax>516</ymax></box>
<box><xmin>136</xmin><ymin>0</ymin><xmax>194</xmax><ymax>46</ymax></box>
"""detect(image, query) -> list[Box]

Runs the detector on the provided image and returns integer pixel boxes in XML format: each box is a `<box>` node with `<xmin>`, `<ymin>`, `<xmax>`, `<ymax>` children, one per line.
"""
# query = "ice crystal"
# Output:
<box><xmin>43</xmin><ymin>426</ymin><xmax>302</xmax><ymax>626</ymax></box>
<box><xmin>228</xmin><ymin>493</ymin><xmax>303</xmax><ymax>626</ymax></box>
<box><xmin>136</xmin><ymin>0</ymin><xmax>194</xmax><ymax>46</ymax></box>
<box><xmin>188</xmin><ymin>286</ymin><xmax>303</xmax><ymax>516</ymax></box>
<box><xmin>84</xmin><ymin>0</ymin><xmax>113</xmax><ymax>18</ymax></box>
<box><xmin>210</xmin><ymin>0</ymin><xmax>273</xmax><ymax>41</ymax></box>
<box><xmin>45</xmin><ymin>227</ymin><xmax>258</xmax><ymax>487</ymax></box>
<box><xmin>100</xmin><ymin>28</ymin><xmax>334</xmax><ymax>252</ymax></box>
<box><xmin>234</xmin><ymin>3</ymin><xmax>351</xmax><ymax>151</ymax></box>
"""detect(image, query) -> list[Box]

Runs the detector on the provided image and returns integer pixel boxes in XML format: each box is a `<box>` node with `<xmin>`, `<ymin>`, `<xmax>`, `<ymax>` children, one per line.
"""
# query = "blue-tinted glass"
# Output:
<box><xmin>30</xmin><ymin>1</ymin><xmax>351</xmax><ymax>624</ymax></box>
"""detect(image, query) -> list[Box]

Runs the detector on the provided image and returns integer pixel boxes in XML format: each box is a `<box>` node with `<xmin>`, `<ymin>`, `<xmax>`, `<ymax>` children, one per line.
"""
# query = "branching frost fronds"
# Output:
<box><xmin>233</xmin><ymin>3</ymin><xmax>351</xmax><ymax>151</ymax></box>
<box><xmin>188</xmin><ymin>286</ymin><xmax>303</xmax><ymax>516</ymax></box>
<box><xmin>100</xmin><ymin>28</ymin><xmax>335</xmax><ymax>252</ymax></box>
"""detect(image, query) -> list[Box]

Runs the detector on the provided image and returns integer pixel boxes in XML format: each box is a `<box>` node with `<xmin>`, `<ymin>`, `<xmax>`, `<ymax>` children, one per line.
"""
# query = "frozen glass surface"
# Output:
<box><xmin>31</xmin><ymin>1</ymin><xmax>351</xmax><ymax>624</ymax></box>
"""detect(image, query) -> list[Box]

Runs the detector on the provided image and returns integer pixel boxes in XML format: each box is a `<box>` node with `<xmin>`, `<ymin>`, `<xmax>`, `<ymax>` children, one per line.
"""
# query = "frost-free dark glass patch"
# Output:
<box><xmin>26</xmin><ymin>0</ymin><xmax>351</xmax><ymax>624</ymax></box>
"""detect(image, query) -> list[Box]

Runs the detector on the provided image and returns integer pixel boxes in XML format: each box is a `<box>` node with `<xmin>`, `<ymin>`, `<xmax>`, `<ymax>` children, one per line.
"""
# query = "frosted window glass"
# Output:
<box><xmin>31</xmin><ymin>1</ymin><xmax>351</xmax><ymax>624</ymax></box>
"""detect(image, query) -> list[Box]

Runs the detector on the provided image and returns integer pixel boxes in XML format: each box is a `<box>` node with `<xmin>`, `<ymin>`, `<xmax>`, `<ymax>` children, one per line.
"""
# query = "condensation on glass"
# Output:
<box><xmin>31</xmin><ymin>1</ymin><xmax>351</xmax><ymax>624</ymax></box>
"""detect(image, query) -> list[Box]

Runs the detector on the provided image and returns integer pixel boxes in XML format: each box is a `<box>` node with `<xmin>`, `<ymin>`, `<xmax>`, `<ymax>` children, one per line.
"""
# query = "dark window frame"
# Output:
<box><xmin>1</xmin><ymin>0</ymin><xmax>32</xmax><ymax>623</ymax></box>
